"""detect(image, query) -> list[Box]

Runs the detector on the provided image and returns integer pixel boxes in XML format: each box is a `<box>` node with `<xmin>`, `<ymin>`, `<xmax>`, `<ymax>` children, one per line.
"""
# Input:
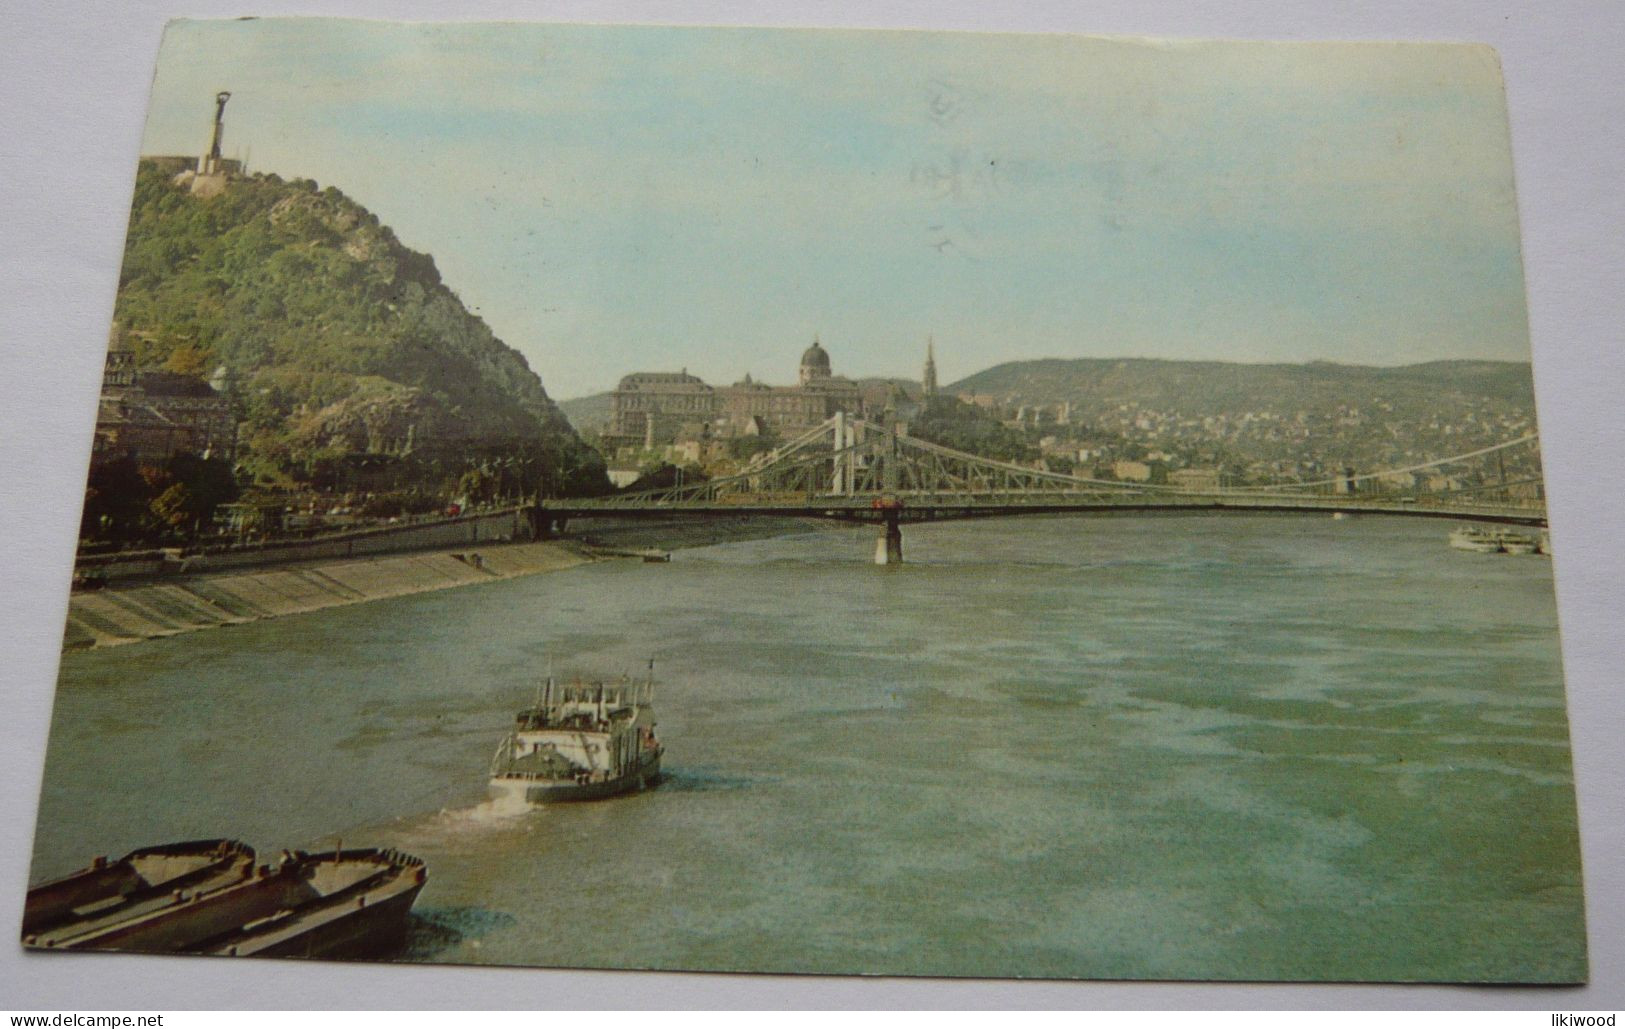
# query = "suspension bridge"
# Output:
<box><xmin>538</xmin><ymin>413</ymin><xmax>1546</xmax><ymax>563</ymax></box>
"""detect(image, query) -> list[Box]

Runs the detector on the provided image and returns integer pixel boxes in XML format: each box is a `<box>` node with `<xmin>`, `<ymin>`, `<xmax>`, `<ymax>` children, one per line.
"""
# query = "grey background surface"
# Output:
<box><xmin>2</xmin><ymin>0</ymin><xmax>1620</xmax><ymax>1010</ymax></box>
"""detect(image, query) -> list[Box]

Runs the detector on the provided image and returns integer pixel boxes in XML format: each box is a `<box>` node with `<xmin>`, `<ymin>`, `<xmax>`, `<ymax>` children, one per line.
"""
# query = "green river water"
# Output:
<box><xmin>29</xmin><ymin>514</ymin><xmax>1586</xmax><ymax>981</ymax></box>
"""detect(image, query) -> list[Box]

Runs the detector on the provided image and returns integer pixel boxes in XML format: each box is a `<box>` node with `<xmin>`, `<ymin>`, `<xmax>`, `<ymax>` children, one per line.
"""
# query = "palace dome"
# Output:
<box><xmin>800</xmin><ymin>339</ymin><xmax>831</xmax><ymax>378</ymax></box>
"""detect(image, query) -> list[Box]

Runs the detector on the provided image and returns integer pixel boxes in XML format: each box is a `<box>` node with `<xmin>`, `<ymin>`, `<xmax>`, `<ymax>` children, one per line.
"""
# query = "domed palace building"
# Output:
<box><xmin>609</xmin><ymin>337</ymin><xmax>882</xmax><ymax>446</ymax></box>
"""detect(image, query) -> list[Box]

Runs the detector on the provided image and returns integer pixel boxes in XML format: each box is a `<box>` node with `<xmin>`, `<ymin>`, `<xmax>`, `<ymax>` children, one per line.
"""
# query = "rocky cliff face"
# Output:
<box><xmin>113</xmin><ymin>160</ymin><xmax>603</xmax><ymax>491</ymax></box>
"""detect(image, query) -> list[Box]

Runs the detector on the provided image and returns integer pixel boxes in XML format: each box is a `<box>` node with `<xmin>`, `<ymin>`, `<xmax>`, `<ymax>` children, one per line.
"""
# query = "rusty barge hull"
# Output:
<box><xmin>204</xmin><ymin>849</ymin><xmax>427</xmax><ymax>960</ymax></box>
<box><xmin>23</xmin><ymin>846</ymin><xmax>426</xmax><ymax>960</ymax></box>
<box><xmin>23</xmin><ymin>839</ymin><xmax>256</xmax><ymax>940</ymax></box>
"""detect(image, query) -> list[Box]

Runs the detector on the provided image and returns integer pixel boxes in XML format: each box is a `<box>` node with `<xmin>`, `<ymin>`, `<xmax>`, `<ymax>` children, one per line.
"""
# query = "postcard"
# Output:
<box><xmin>22</xmin><ymin>19</ymin><xmax>1584</xmax><ymax>983</ymax></box>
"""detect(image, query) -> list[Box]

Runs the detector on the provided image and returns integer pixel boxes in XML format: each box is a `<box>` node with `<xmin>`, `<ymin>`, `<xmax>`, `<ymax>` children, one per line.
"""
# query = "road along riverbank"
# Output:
<box><xmin>61</xmin><ymin>516</ymin><xmax>839</xmax><ymax>651</ymax></box>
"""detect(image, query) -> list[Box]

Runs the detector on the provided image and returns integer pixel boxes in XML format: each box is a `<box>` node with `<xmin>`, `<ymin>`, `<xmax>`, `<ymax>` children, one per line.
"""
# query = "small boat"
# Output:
<box><xmin>586</xmin><ymin>546</ymin><xmax>672</xmax><ymax>562</ymax></box>
<box><xmin>23</xmin><ymin>844</ymin><xmax>426</xmax><ymax>959</ymax></box>
<box><xmin>1449</xmin><ymin>527</ymin><xmax>1503</xmax><ymax>552</ymax></box>
<box><xmin>1449</xmin><ymin>526</ymin><xmax>1541</xmax><ymax>554</ymax></box>
<box><xmin>23</xmin><ymin>839</ymin><xmax>256</xmax><ymax>938</ymax></box>
<box><xmin>489</xmin><ymin>664</ymin><xmax>663</xmax><ymax>804</ymax></box>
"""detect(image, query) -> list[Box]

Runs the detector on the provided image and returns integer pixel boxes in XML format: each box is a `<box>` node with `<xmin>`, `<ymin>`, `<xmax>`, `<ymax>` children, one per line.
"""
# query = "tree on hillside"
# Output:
<box><xmin>81</xmin><ymin>457</ymin><xmax>155</xmax><ymax>543</ymax></box>
<box><xmin>623</xmin><ymin>463</ymin><xmax>707</xmax><ymax>494</ymax></box>
<box><xmin>162</xmin><ymin>453</ymin><xmax>240</xmax><ymax>532</ymax></box>
<box><xmin>909</xmin><ymin>395</ymin><xmax>1038</xmax><ymax>463</ymax></box>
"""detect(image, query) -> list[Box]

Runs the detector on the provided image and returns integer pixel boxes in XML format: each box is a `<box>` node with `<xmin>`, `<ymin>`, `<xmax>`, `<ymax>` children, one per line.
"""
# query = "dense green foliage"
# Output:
<box><xmin>908</xmin><ymin>396</ymin><xmax>1038</xmax><ymax>463</ymax></box>
<box><xmin>82</xmin><ymin>453</ymin><xmax>239</xmax><ymax>543</ymax></box>
<box><xmin>724</xmin><ymin>433</ymin><xmax>779</xmax><ymax>461</ymax></box>
<box><xmin>622</xmin><ymin>463</ymin><xmax>709</xmax><ymax>493</ymax></box>
<box><xmin>113</xmin><ymin>161</ymin><xmax>607</xmax><ymax>495</ymax></box>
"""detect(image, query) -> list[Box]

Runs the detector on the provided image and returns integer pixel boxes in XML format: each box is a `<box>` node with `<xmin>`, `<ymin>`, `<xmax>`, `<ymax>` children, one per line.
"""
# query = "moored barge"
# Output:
<box><xmin>23</xmin><ymin>839</ymin><xmax>256</xmax><ymax>939</ymax></box>
<box><xmin>23</xmin><ymin>843</ymin><xmax>426</xmax><ymax>959</ymax></box>
<box><xmin>201</xmin><ymin>847</ymin><xmax>428</xmax><ymax>959</ymax></box>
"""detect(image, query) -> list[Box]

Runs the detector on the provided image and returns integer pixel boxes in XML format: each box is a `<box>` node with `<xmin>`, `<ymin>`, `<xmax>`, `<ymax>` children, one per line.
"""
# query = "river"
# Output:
<box><xmin>28</xmin><ymin>514</ymin><xmax>1585</xmax><ymax>982</ymax></box>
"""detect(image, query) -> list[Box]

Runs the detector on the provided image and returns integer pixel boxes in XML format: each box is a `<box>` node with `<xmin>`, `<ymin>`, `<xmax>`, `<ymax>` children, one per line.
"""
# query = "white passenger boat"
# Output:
<box><xmin>488</xmin><ymin>665</ymin><xmax>663</xmax><ymax>804</ymax></box>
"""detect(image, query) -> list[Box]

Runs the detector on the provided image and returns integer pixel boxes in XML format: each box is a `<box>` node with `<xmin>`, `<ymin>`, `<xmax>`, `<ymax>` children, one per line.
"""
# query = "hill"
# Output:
<box><xmin>112</xmin><ymin>160</ymin><xmax>606</xmax><ymax>494</ymax></box>
<box><xmin>557</xmin><ymin>392</ymin><xmax>614</xmax><ymax>433</ymax></box>
<box><xmin>949</xmin><ymin>358</ymin><xmax>1533</xmax><ymax>414</ymax></box>
<box><xmin>946</xmin><ymin>357</ymin><xmax>1539</xmax><ymax>475</ymax></box>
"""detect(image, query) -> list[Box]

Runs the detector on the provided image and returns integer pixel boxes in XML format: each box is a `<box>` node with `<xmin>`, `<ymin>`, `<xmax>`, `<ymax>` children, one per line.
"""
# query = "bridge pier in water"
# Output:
<box><xmin>874</xmin><ymin>514</ymin><xmax>903</xmax><ymax>565</ymax></box>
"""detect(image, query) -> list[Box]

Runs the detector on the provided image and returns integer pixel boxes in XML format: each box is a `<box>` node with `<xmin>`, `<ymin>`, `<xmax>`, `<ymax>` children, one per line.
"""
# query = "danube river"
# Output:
<box><xmin>29</xmin><ymin>515</ymin><xmax>1585</xmax><ymax>981</ymax></box>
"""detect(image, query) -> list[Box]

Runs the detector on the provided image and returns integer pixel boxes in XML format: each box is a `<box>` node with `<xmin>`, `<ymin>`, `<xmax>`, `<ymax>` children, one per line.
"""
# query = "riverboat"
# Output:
<box><xmin>488</xmin><ymin>666</ymin><xmax>663</xmax><ymax>804</ymax></box>
<box><xmin>23</xmin><ymin>843</ymin><xmax>426</xmax><ymax>959</ymax></box>
<box><xmin>1499</xmin><ymin>534</ymin><xmax>1540</xmax><ymax>555</ymax></box>
<box><xmin>1449</xmin><ymin>526</ymin><xmax>1542</xmax><ymax>554</ymax></box>
<box><xmin>1449</xmin><ymin>527</ymin><xmax>1502</xmax><ymax>553</ymax></box>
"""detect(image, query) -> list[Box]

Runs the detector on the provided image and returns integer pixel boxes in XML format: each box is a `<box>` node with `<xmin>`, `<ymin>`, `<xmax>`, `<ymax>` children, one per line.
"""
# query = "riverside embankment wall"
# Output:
<box><xmin>62</xmin><ymin>513</ymin><xmax>845</xmax><ymax>651</ymax></box>
<box><xmin>64</xmin><ymin>540</ymin><xmax>591</xmax><ymax>650</ymax></box>
<box><xmin>78</xmin><ymin>508</ymin><xmax>534</xmax><ymax>583</ymax></box>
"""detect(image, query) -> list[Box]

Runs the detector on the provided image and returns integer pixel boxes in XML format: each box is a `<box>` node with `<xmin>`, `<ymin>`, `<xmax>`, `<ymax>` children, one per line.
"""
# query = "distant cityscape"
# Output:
<box><xmin>87</xmin><ymin>293</ymin><xmax>1543</xmax><ymax>548</ymax></box>
<box><xmin>80</xmin><ymin>91</ymin><xmax>1541</xmax><ymax>552</ymax></box>
<box><xmin>569</xmin><ymin>348</ymin><xmax>1541</xmax><ymax>495</ymax></box>
<box><xmin>594</xmin><ymin>339</ymin><xmax>932</xmax><ymax>486</ymax></box>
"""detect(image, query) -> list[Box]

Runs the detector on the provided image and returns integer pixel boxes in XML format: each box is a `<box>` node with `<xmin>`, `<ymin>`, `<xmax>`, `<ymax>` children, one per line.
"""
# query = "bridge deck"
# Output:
<box><xmin>543</xmin><ymin>493</ymin><xmax>1546</xmax><ymax>527</ymax></box>
<box><xmin>544</xmin><ymin>415</ymin><xmax>1544</xmax><ymax>529</ymax></box>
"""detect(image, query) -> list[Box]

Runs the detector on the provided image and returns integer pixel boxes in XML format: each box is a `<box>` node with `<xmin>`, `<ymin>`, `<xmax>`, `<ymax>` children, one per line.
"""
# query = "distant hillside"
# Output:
<box><xmin>946</xmin><ymin>357</ymin><xmax>1539</xmax><ymax>473</ymax></box>
<box><xmin>949</xmin><ymin>358</ymin><xmax>1534</xmax><ymax>416</ymax></box>
<box><xmin>558</xmin><ymin>392</ymin><xmax>614</xmax><ymax>433</ymax></box>
<box><xmin>112</xmin><ymin>160</ymin><xmax>605</xmax><ymax>493</ymax></box>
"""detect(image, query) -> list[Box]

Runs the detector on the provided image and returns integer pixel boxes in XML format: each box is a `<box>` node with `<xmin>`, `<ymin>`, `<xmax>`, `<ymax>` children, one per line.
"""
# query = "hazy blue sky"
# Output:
<box><xmin>140</xmin><ymin>20</ymin><xmax>1529</xmax><ymax>399</ymax></box>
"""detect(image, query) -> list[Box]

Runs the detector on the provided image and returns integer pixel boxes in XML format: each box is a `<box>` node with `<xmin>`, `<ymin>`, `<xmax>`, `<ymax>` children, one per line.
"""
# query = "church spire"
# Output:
<box><xmin>922</xmin><ymin>336</ymin><xmax>938</xmax><ymax>396</ymax></box>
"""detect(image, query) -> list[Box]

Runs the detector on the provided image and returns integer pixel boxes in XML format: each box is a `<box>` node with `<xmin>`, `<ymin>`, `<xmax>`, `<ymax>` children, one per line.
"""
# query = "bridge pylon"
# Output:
<box><xmin>870</xmin><ymin>421</ymin><xmax>905</xmax><ymax>564</ymax></box>
<box><xmin>874</xmin><ymin>510</ymin><xmax>903</xmax><ymax>565</ymax></box>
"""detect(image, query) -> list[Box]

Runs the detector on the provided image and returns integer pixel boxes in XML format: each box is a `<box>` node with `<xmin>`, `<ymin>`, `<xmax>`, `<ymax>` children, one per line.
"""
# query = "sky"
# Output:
<box><xmin>137</xmin><ymin>20</ymin><xmax>1531</xmax><ymax>400</ymax></box>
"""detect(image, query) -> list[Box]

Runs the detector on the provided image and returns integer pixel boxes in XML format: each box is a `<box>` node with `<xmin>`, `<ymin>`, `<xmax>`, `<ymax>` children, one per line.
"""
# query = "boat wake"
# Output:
<box><xmin>440</xmin><ymin>793</ymin><xmax>536</xmax><ymax>826</ymax></box>
<box><xmin>383</xmin><ymin>795</ymin><xmax>539</xmax><ymax>851</ymax></box>
<box><xmin>483</xmin><ymin>791</ymin><xmax>537</xmax><ymax>818</ymax></box>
